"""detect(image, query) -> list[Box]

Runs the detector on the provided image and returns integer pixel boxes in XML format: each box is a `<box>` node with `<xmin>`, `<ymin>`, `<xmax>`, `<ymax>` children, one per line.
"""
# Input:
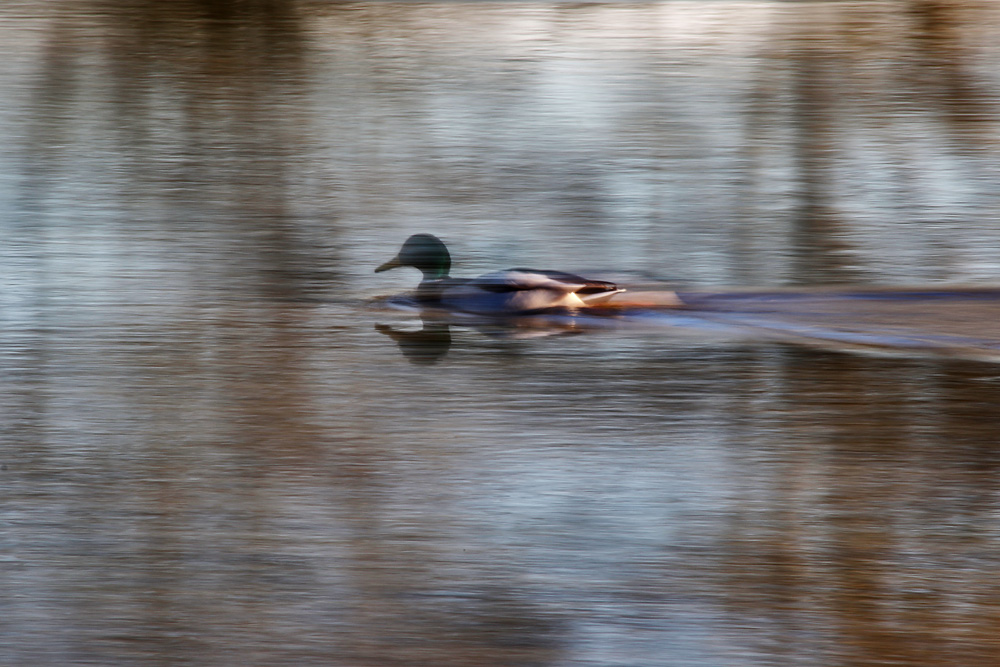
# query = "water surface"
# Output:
<box><xmin>3</xmin><ymin>2</ymin><xmax>1000</xmax><ymax>665</ymax></box>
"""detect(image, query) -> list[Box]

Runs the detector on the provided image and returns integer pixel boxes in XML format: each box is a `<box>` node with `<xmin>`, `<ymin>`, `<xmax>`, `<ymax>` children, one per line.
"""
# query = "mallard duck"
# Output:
<box><xmin>375</xmin><ymin>233</ymin><xmax>624</xmax><ymax>314</ymax></box>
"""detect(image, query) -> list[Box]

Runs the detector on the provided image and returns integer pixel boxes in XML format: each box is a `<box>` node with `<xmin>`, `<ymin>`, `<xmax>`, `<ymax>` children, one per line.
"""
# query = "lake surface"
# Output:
<box><xmin>3</xmin><ymin>1</ymin><xmax>1000</xmax><ymax>665</ymax></box>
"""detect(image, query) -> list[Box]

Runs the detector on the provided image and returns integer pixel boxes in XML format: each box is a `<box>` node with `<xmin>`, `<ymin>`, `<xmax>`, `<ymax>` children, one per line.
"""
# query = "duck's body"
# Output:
<box><xmin>376</xmin><ymin>234</ymin><xmax>624</xmax><ymax>315</ymax></box>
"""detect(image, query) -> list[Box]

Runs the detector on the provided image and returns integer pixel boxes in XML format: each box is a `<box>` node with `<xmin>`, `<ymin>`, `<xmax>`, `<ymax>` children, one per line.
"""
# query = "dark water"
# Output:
<box><xmin>3</xmin><ymin>1</ymin><xmax>1000</xmax><ymax>665</ymax></box>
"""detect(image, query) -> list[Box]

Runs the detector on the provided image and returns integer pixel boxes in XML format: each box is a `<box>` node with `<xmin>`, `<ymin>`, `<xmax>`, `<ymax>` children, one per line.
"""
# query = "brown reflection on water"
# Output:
<box><xmin>0</xmin><ymin>304</ymin><xmax>570</xmax><ymax>665</ymax></box>
<box><xmin>23</xmin><ymin>0</ymin><xmax>337</xmax><ymax>301</ymax></box>
<box><xmin>786</xmin><ymin>39</ymin><xmax>859</xmax><ymax>285</ymax></box>
<box><xmin>908</xmin><ymin>1</ymin><xmax>998</xmax><ymax>139</ymax></box>
<box><xmin>718</xmin><ymin>350</ymin><xmax>1000</xmax><ymax>666</ymax></box>
<box><xmin>746</xmin><ymin>3</ymin><xmax>858</xmax><ymax>284</ymax></box>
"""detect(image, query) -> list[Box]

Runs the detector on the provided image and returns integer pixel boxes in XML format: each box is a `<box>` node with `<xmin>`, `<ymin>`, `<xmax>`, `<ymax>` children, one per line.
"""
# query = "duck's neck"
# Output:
<box><xmin>415</xmin><ymin>275</ymin><xmax>449</xmax><ymax>302</ymax></box>
<box><xmin>420</xmin><ymin>267</ymin><xmax>450</xmax><ymax>281</ymax></box>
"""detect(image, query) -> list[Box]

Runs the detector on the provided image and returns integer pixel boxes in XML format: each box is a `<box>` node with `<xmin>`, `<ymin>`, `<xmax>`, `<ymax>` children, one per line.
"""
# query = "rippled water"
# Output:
<box><xmin>3</xmin><ymin>1</ymin><xmax>1000</xmax><ymax>665</ymax></box>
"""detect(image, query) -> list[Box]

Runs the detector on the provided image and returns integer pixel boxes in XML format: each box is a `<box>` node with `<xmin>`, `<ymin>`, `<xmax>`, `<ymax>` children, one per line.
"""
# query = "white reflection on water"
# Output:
<box><xmin>2</xmin><ymin>1</ymin><xmax>1000</xmax><ymax>666</ymax></box>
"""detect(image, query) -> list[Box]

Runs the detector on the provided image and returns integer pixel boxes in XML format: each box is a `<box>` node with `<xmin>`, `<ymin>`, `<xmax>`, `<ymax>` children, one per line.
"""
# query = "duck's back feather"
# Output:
<box><xmin>470</xmin><ymin>269</ymin><xmax>618</xmax><ymax>295</ymax></box>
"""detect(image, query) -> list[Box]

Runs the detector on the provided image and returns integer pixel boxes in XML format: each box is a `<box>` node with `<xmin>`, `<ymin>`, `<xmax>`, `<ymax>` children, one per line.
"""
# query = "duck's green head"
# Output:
<box><xmin>376</xmin><ymin>233</ymin><xmax>451</xmax><ymax>280</ymax></box>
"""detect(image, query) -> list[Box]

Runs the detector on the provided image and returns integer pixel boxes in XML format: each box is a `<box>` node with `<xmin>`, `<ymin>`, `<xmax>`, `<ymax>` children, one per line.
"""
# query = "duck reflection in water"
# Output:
<box><xmin>375</xmin><ymin>310</ymin><xmax>590</xmax><ymax>364</ymax></box>
<box><xmin>375</xmin><ymin>319</ymin><xmax>452</xmax><ymax>365</ymax></box>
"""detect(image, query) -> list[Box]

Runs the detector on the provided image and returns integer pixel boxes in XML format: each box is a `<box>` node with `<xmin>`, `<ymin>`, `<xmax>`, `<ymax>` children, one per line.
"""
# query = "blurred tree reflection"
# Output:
<box><xmin>715</xmin><ymin>349</ymin><xmax>1000</xmax><ymax>667</ymax></box>
<box><xmin>908</xmin><ymin>0</ymin><xmax>997</xmax><ymax>138</ymax></box>
<box><xmin>26</xmin><ymin>0</ymin><xmax>339</xmax><ymax>300</ymax></box>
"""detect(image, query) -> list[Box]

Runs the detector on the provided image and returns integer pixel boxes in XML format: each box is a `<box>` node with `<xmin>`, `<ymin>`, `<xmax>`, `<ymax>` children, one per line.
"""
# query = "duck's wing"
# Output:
<box><xmin>435</xmin><ymin>269</ymin><xmax>624</xmax><ymax>313</ymax></box>
<box><xmin>470</xmin><ymin>269</ymin><xmax>621</xmax><ymax>296</ymax></box>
